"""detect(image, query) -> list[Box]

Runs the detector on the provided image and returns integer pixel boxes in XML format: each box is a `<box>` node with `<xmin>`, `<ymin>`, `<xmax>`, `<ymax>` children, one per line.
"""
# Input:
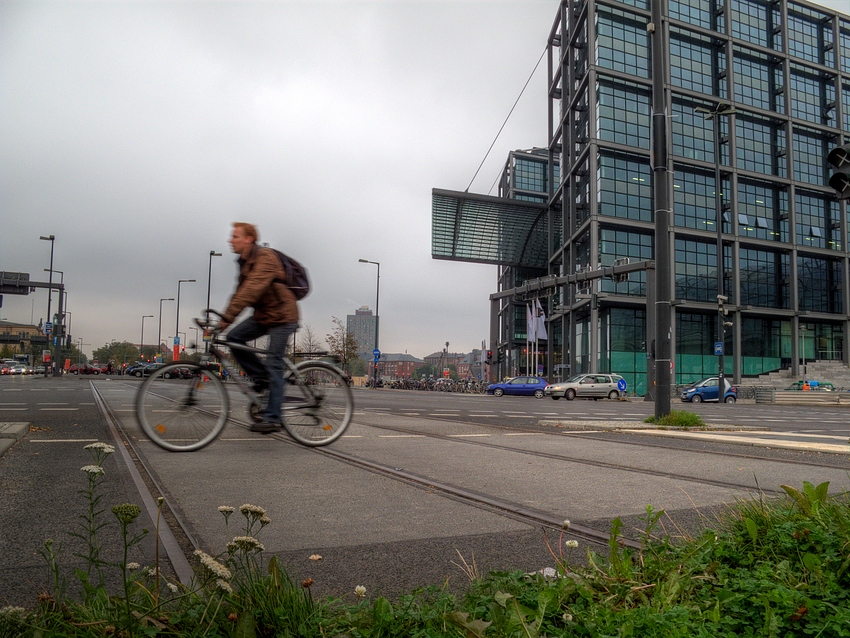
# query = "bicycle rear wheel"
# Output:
<box><xmin>136</xmin><ymin>362</ymin><xmax>229</xmax><ymax>452</ymax></box>
<box><xmin>282</xmin><ymin>361</ymin><xmax>353</xmax><ymax>446</ymax></box>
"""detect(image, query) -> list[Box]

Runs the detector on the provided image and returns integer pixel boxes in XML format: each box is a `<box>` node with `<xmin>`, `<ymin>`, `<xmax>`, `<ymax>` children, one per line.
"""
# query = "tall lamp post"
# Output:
<box><xmin>206</xmin><ymin>251</ymin><xmax>222</xmax><ymax>351</ymax></box>
<box><xmin>358</xmin><ymin>259</ymin><xmax>380</xmax><ymax>387</ymax></box>
<box><xmin>140</xmin><ymin>315</ymin><xmax>154</xmax><ymax>361</ymax></box>
<box><xmin>158</xmin><ymin>298</ymin><xmax>174</xmax><ymax>361</ymax></box>
<box><xmin>175</xmin><ymin>279</ymin><xmax>196</xmax><ymax>359</ymax></box>
<box><xmin>39</xmin><ymin>236</ymin><xmax>56</xmax><ymax>373</ymax></box>
<box><xmin>696</xmin><ymin>103</ymin><xmax>736</xmax><ymax>403</ymax></box>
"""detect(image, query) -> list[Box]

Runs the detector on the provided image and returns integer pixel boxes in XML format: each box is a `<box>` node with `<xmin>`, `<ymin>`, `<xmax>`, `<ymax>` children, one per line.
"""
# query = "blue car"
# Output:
<box><xmin>680</xmin><ymin>377</ymin><xmax>737</xmax><ymax>404</ymax></box>
<box><xmin>487</xmin><ymin>376</ymin><xmax>549</xmax><ymax>398</ymax></box>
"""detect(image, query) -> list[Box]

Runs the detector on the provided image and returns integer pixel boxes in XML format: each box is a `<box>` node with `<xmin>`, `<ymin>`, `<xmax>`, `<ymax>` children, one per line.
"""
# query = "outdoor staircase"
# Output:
<box><xmin>753</xmin><ymin>360</ymin><xmax>850</xmax><ymax>405</ymax></box>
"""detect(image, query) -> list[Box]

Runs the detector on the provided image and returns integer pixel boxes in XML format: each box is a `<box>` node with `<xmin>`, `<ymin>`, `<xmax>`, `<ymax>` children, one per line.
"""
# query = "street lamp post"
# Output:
<box><xmin>140</xmin><ymin>315</ymin><xmax>154</xmax><ymax>361</ymax></box>
<box><xmin>206</xmin><ymin>251</ymin><xmax>222</xmax><ymax>352</ymax></box>
<box><xmin>358</xmin><ymin>259</ymin><xmax>380</xmax><ymax>387</ymax></box>
<box><xmin>158</xmin><ymin>298</ymin><xmax>174</xmax><ymax>361</ymax></box>
<box><xmin>175</xmin><ymin>280</ymin><xmax>196</xmax><ymax>358</ymax></box>
<box><xmin>40</xmin><ymin>236</ymin><xmax>55</xmax><ymax>374</ymax></box>
<box><xmin>697</xmin><ymin>103</ymin><xmax>736</xmax><ymax>402</ymax></box>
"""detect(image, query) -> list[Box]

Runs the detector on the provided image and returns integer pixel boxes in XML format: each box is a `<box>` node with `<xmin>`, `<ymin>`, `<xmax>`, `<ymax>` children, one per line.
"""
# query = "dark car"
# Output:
<box><xmin>680</xmin><ymin>377</ymin><xmax>737</xmax><ymax>403</ymax></box>
<box><xmin>487</xmin><ymin>376</ymin><xmax>548</xmax><ymax>398</ymax></box>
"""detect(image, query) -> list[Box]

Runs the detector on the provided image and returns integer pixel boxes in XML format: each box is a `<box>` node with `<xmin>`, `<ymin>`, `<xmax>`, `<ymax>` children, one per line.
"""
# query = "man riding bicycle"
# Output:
<box><xmin>219</xmin><ymin>222</ymin><xmax>299</xmax><ymax>433</ymax></box>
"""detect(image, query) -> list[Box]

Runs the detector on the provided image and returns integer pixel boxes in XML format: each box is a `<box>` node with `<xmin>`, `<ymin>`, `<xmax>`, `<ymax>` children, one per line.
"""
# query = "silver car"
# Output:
<box><xmin>544</xmin><ymin>373</ymin><xmax>625</xmax><ymax>400</ymax></box>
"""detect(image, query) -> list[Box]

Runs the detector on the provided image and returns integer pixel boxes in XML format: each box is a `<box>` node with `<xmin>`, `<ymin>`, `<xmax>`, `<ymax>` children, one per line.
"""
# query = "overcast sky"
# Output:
<box><xmin>1</xmin><ymin>0</ymin><xmax>848</xmax><ymax>360</ymax></box>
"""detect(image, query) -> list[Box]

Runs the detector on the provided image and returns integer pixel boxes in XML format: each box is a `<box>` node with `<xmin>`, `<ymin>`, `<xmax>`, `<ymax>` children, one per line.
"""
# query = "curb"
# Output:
<box><xmin>0</xmin><ymin>422</ymin><xmax>29</xmax><ymax>457</ymax></box>
<box><xmin>537</xmin><ymin>419</ymin><xmax>768</xmax><ymax>432</ymax></box>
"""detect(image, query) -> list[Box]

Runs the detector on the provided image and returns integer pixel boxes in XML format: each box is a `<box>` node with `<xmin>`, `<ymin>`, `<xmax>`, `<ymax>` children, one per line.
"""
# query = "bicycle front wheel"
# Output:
<box><xmin>136</xmin><ymin>362</ymin><xmax>230</xmax><ymax>452</ymax></box>
<box><xmin>282</xmin><ymin>361</ymin><xmax>354</xmax><ymax>446</ymax></box>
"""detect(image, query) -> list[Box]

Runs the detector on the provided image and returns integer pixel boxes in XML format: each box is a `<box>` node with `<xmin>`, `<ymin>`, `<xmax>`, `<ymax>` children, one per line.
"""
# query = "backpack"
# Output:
<box><xmin>269</xmin><ymin>248</ymin><xmax>310</xmax><ymax>300</ymax></box>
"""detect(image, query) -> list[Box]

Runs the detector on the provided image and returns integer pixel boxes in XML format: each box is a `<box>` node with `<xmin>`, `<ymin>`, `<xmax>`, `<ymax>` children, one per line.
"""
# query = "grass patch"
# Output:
<box><xmin>644</xmin><ymin>409</ymin><xmax>705</xmax><ymax>428</ymax></box>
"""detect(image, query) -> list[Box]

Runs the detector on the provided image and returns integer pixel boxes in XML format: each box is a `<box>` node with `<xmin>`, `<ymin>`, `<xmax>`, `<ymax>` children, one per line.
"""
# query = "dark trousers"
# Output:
<box><xmin>226</xmin><ymin>318</ymin><xmax>297</xmax><ymax>423</ymax></box>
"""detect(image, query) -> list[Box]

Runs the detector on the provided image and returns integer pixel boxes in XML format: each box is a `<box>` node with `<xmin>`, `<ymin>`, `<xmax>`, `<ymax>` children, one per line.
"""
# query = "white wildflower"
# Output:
<box><xmin>167</xmin><ymin>583</ymin><xmax>179</xmax><ymax>594</ymax></box>
<box><xmin>84</xmin><ymin>442</ymin><xmax>115</xmax><ymax>454</ymax></box>
<box><xmin>216</xmin><ymin>579</ymin><xmax>233</xmax><ymax>594</ymax></box>
<box><xmin>563</xmin><ymin>613</ymin><xmax>573</xmax><ymax>622</ymax></box>
<box><xmin>354</xmin><ymin>585</ymin><xmax>366</xmax><ymax>599</ymax></box>
<box><xmin>565</xmin><ymin>540</ymin><xmax>579</xmax><ymax>549</ymax></box>
<box><xmin>148</xmin><ymin>568</ymin><xmax>159</xmax><ymax>577</ymax></box>
<box><xmin>126</xmin><ymin>562</ymin><xmax>140</xmax><ymax>571</ymax></box>
<box><xmin>81</xmin><ymin>465</ymin><xmax>105</xmax><ymax>476</ymax></box>
<box><xmin>227</xmin><ymin>536</ymin><xmax>265</xmax><ymax>553</ymax></box>
<box><xmin>562</xmin><ymin>519</ymin><xmax>571</xmax><ymax>530</ymax></box>
<box><xmin>194</xmin><ymin>550</ymin><xmax>232</xmax><ymax>580</ymax></box>
<box><xmin>239</xmin><ymin>503</ymin><xmax>266</xmax><ymax>519</ymax></box>
<box><xmin>259</xmin><ymin>515</ymin><xmax>271</xmax><ymax>528</ymax></box>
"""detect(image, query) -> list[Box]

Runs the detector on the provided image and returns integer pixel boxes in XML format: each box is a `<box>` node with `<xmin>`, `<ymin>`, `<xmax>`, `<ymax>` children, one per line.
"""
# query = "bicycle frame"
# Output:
<box><xmin>202</xmin><ymin>337</ymin><xmax>315</xmax><ymax>412</ymax></box>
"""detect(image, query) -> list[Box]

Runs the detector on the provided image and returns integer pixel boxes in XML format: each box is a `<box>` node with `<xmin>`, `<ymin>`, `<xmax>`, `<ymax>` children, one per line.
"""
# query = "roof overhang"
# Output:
<box><xmin>431</xmin><ymin>188</ymin><xmax>548</xmax><ymax>269</ymax></box>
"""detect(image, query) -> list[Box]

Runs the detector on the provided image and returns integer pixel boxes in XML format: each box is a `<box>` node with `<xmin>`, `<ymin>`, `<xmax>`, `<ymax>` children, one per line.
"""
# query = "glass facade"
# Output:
<box><xmin>543</xmin><ymin>0</ymin><xmax>850</xmax><ymax>391</ymax></box>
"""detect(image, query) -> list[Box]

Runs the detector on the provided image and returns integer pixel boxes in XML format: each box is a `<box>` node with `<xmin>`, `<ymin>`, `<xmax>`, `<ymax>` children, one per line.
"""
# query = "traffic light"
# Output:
<box><xmin>486</xmin><ymin>350</ymin><xmax>493</xmax><ymax>364</ymax></box>
<box><xmin>827</xmin><ymin>143</ymin><xmax>850</xmax><ymax>200</ymax></box>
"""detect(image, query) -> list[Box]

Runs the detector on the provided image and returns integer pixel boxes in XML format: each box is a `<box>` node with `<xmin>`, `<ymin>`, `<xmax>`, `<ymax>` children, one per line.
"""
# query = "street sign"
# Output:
<box><xmin>45</xmin><ymin>321</ymin><xmax>52</xmax><ymax>334</ymax></box>
<box><xmin>714</xmin><ymin>341</ymin><xmax>723</xmax><ymax>356</ymax></box>
<box><xmin>617</xmin><ymin>378</ymin><xmax>627</xmax><ymax>392</ymax></box>
<box><xmin>372</xmin><ymin>348</ymin><xmax>380</xmax><ymax>358</ymax></box>
<box><xmin>0</xmin><ymin>271</ymin><xmax>31</xmax><ymax>295</ymax></box>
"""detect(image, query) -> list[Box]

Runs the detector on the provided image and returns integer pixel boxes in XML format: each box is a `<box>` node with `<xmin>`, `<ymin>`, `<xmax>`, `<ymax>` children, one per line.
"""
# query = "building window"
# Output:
<box><xmin>736</xmin><ymin>115</ymin><xmax>786</xmax><ymax>177</ymax></box>
<box><xmin>595</xmin><ymin>6</ymin><xmax>650</xmax><ymax>79</ymax></box>
<box><xmin>675</xmin><ymin>238</ymin><xmax>727</xmax><ymax>302</ymax></box>
<box><xmin>739</xmin><ymin>247</ymin><xmax>790</xmax><ymax>308</ymax></box>
<box><xmin>669</xmin><ymin>0</ymin><xmax>716</xmax><ymax>31</ymax></box>
<box><xmin>737</xmin><ymin>180</ymin><xmax>789</xmax><ymax>242</ymax></box>
<box><xmin>513</xmin><ymin>157</ymin><xmax>548</xmax><ymax>193</ymax></box>
<box><xmin>598</xmin><ymin>228</ymin><xmax>653</xmax><ymax>297</ymax></box>
<box><xmin>796</xmin><ymin>190</ymin><xmax>839</xmax><ymax>250</ymax></box>
<box><xmin>731</xmin><ymin>0</ymin><xmax>782</xmax><ymax>50</ymax></box>
<box><xmin>841</xmin><ymin>27</ymin><xmax>850</xmax><ymax>74</ymax></box>
<box><xmin>787</xmin><ymin>5</ymin><xmax>833</xmax><ymax>65</ymax></box>
<box><xmin>597</xmin><ymin>154</ymin><xmax>652</xmax><ymax>222</ymax></box>
<box><xmin>733</xmin><ymin>47</ymin><xmax>784</xmax><ymax>113</ymax></box>
<box><xmin>596</xmin><ymin>79</ymin><xmax>651</xmax><ymax>150</ymax></box>
<box><xmin>673</xmin><ymin>166</ymin><xmax>719</xmax><ymax>232</ymax></box>
<box><xmin>792</xmin><ymin>127</ymin><xmax>828</xmax><ymax>185</ymax></box>
<box><xmin>798</xmin><ymin>255</ymin><xmax>842</xmax><ymax>314</ymax></box>
<box><xmin>843</xmin><ymin>83</ymin><xmax>850</xmax><ymax>134</ymax></box>
<box><xmin>670</xmin><ymin>29</ymin><xmax>723</xmax><ymax>97</ymax></box>
<box><xmin>789</xmin><ymin>64</ymin><xmax>836</xmax><ymax>126</ymax></box>
<box><xmin>672</xmin><ymin>99</ymin><xmax>714</xmax><ymax>161</ymax></box>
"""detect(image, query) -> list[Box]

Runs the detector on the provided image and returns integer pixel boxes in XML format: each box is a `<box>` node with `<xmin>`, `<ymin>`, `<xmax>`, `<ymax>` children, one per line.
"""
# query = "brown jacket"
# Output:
<box><xmin>222</xmin><ymin>245</ymin><xmax>299</xmax><ymax>327</ymax></box>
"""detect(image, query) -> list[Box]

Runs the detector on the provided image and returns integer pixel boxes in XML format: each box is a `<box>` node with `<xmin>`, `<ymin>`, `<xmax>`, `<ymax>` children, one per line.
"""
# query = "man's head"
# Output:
<box><xmin>229</xmin><ymin>222</ymin><xmax>258</xmax><ymax>258</ymax></box>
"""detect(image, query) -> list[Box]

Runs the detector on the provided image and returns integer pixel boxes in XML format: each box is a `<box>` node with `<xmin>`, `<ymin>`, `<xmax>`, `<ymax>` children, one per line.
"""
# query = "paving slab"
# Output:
<box><xmin>0</xmin><ymin>421</ymin><xmax>29</xmax><ymax>440</ymax></box>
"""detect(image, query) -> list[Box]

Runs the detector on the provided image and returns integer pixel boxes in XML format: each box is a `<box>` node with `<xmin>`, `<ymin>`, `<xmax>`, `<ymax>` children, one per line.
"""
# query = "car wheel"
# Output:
<box><xmin>565</xmin><ymin>389</ymin><xmax>576</xmax><ymax>401</ymax></box>
<box><xmin>608</xmin><ymin>390</ymin><xmax>619</xmax><ymax>400</ymax></box>
<box><xmin>493</xmin><ymin>388</ymin><xmax>504</xmax><ymax>397</ymax></box>
<box><xmin>725</xmin><ymin>395</ymin><xmax>736</xmax><ymax>404</ymax></box>
<box><xmin>92</xmin><ymin>370</ymin><xmax>100</xmax><ymax>375</ymax></box>
<box><xmin>73</xmin><ymin>370</ymin><xmax>79</xmax><ymax>375</ymax></box>
<box><xmin>534</xmin><ymin>389</ymin><xmax>544</xmax><ymax>399</ymax></box>
<box><xmin>691</xmin><ymin>394</ymin><xmax>702</xmax><ymax>403</ymax></box>
<box><xmin>163</xmin><ymin>372</ymin><xmax>172</xmax><ymax>379</ymax></box>
<box><xmin>134</xmin><ymin>371</ymin><xmax>143</xmax><ymax>378</ymax></box>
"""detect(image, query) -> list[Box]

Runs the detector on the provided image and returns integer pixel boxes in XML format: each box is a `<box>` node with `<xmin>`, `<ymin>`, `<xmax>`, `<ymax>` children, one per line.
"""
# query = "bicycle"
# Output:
<box><xmin>135</xmin><ymin>312</ymin><xmax>354</xmax><ymax>452</ymax></box>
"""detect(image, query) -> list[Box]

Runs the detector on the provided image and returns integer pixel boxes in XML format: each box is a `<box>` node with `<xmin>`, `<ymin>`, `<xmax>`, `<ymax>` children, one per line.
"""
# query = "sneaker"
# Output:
<box><xmin>250</xmin><ymin>421</ymin><xmax>281</xmax><ymax>434</ymax></box>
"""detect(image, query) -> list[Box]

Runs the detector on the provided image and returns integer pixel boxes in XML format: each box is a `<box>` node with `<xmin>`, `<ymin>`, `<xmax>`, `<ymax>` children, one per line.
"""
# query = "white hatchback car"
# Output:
<box><xmin>544</xmin><ymin>373</ymin><xmax>625</xmax><ymax>400</ymax></box>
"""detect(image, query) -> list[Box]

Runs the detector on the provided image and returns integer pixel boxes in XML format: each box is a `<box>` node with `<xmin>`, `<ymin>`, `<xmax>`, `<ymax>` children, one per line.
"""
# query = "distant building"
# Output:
<box><xmin>378</xmin><ymin>353</ymin><xmax>425</xmax><ymax>380</ymax></box>
<box><xmin>0</xmin><ymin>320</ymin><xmax>46</xmax><ymax>355</ymax></box>
<box><xmin>423</xmin><ymin>351</ymin><xmax>464</xmax><ymax>369</ymax></box>
<box><xmin>346</xmin><ymin>306</ymin><xmax>377</xmax><ymax>360</ymax></box>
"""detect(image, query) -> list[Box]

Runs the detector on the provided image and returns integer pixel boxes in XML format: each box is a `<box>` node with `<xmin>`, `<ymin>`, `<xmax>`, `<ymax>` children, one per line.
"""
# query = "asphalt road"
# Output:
<box><xmin>1</xmin><ymin>374</ymin><xmax>848</xmax><ymax>608</ymax></box>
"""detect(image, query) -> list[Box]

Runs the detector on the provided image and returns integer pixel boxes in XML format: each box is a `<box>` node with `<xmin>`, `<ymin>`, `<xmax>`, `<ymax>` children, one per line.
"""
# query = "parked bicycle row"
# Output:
<box><xmin>377</xmin><ymin>377</ymin><xmax>489</xmax><ymax>393</ymax></box>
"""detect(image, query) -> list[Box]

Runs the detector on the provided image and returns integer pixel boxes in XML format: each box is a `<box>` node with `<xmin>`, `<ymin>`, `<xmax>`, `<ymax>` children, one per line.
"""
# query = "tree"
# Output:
<box><xmin>92</xmin><ymin>341</ymin><xmax>141</xmax><ymax>365</ymax></box>
<box><xmin>297</xmin><ymin>323</ymin><xmax>323</xmax><ymax>354</ymax></box>
<box><xmin>325</xmin><ymin>317</ymin><xmax>360</xmax><ymax>374</ymax></box>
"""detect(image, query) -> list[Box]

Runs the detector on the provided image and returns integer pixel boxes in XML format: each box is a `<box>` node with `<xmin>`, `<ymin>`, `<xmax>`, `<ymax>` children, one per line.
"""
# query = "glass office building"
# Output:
<box><xmin>544</xmin><ymin>0</ymin><xmax>850</xmax><ymax>394</ymax></box>
<box><xmin>432</xmin><ymin>0</ymin><xmax>849</xmax><ymax>394</ymax></box>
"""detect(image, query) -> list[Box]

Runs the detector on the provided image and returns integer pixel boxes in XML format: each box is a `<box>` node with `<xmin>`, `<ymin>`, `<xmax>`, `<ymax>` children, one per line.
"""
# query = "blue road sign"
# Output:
<box><xmin>372</xmin><ymin>348</ymin><xmax>380</xmax><ymax>358</ymax></box>
<box><xmin>45</xmin><ymin>321</ymin><xmax>52</xmax><ymax>334</ymax></box>
<box><xmin>617</xmin><ymin>378</ymin><xmax>627</xmax><ymax>392</ymax></box>
<box><xmin>714</xmin><ymin>341</ymin><xmax>723</xmax><ymax>356</ymax></box>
